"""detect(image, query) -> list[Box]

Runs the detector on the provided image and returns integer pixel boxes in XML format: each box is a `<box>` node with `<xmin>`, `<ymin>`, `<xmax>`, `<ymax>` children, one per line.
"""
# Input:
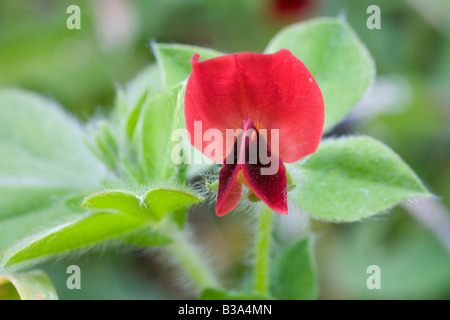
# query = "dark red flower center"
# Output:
<box><xmin>216</xmin><ymin>119</ymin><xmax>287</xmax><ymax>216</ymax></box>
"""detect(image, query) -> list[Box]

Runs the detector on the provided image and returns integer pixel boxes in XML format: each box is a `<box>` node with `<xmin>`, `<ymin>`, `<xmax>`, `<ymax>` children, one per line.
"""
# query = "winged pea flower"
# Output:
<box><xmin>184</xmin><ymin>49</ymin><xmax>324</xmax><ymax>216</ymax></box>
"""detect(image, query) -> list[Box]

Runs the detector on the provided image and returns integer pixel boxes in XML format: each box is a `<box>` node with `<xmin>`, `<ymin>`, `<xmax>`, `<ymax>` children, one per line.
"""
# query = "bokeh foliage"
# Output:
<box><xmin>0</xmin><ymin>0</ymin><xmax>449</xmax><ymax>299</ymax></box>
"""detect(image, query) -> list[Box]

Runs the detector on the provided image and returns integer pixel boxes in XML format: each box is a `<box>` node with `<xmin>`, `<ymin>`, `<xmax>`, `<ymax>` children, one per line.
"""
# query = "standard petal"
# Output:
<box><xmin>184</xmin><ymin>49</ymin><xmax>324</xmax><ymax>164</ymax></box>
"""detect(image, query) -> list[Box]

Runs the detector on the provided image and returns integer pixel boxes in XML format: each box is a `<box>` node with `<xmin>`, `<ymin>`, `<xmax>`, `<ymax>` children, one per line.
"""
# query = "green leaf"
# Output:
<box><xmin>125</xmin><ymin>89</ymin><xmax>149</xmax><ymax>140</ymax></box>
<box><xmin>270</xmin><ymin>238</ymin><xmax>317</xmax><ymax>300</ymax></box>
<box><xmin>149</xmin><ymin>44</ymin><xmax>219</xmax><ymax>180</ymax></box>
<box><xmin>265</xmin><ymin>18</ymin><xmax>375</xmax><ymax>132</ymax></box>
<box><xmin>1</xmin><ymin>187</ymin><xmax>202</xmax><ymax>269</ymax></box>
<box><xmin>89</xmin><ymin>120</ymin><xmax>120</xmax><ymax>171</ymax></box>
<box><xmin>199</xmin><ymin>288</ymin><xmax>269</xmax><ymax>300</ymax></box>
<box><xmin>112</xmin><ymin>87</ymin><xmax>128</xmax><ymax>128</ymax></box>
<box><xmin>88</xmin><ymin>66</ymin><xmax>165</xmax><ymax>178</ymax></box>
<box><xmin>289</xmin><ymin>136</ymin><xmax>430</xmax><ymax>222</ymax></box>
<box><xmin>1</xmin><ymin>211</ymin><xmax>146</xmax><ymax>269</ymax></box>
<box><xmin>0</xmin><ymin>89</ymin><xmax>107</xmax><ymax>253</ymax></box>
<box><xmin>83</xmin><ymin>188</ymin><xmax>202</xmax><ymax>221</ymax></box>
<box><xmin>124</xmin><ymin>64</ymin><xmax>164</xmax><ymax>109</ymax></box>
<box><xmin>82</xmin><ymin>190</ymin><xmax>142</xmax><ymax>216</ymax></box>
<box><xmin>143</xmin><ymin>188</ymin><xmax>203</xmax><ymax>220</ymax></box>
<box><xmin>134</xmin><ymin>84</ymin><xmax>185</xmax><ymax>182</ymax></box>
<box><xmin>0</xmin><ymin>194</ymin><xmax>85</xmax><ymax>253</ymax></box>
<box><xmin>0</xmin><ymin>89</ymin><xmax>107</xmax><ymax>219</ymax></box>
<box><xmin>153</xmin><ymin>43</ymin><xmax>223</xmax><ymax>88</ymax></box>
<box><xmin>123</xmin><ymin>64</ymin><xmax>165</xmax><ymax>139</ymax></box>
<box><xmin>0</xmin><ymin>270</ymin><xmax>58</xmax><ymax>300</ymax></box>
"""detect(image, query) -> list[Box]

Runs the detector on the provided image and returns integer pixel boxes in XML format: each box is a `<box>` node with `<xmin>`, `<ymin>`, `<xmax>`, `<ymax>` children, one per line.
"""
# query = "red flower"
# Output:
<box><xmin>273</xmin><ymin>0</ymin><xmax>312</xmax><ymax>15</ymax></box>
<box><xmin>185</xmin><ymin>49</ymin><xmax>324</xmax><ymax>216</ymax></box>
<box><xmin>265</xmin><ymin>0</ymin><xmax>316</xmax><ymax>23</ymax></box>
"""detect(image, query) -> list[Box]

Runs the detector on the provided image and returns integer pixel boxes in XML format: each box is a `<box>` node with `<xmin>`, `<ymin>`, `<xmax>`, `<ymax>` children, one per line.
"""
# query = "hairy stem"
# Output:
<box><xmin>253</xmin><ymin>205</ymin><xmax>273</xmax><ymax>295</ymax></box>
<box><xmin>167</xmin><ymin>226</ymin><xmax>219</xmax><ymax>291</ymax></box>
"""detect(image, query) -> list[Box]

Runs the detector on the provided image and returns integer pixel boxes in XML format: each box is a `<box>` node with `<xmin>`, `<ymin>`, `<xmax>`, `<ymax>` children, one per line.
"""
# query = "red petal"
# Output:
<box><xmin>240</xmin><ymin>120</ymin><xmax>287</xmax><ymax>214</ymax></box>
<box><xmin>185</xmin><ymin>49</ymin><xmax>324</xmax><ymax>164</ymax></box>
<box><xmin>215</xmin><ymin>132</ymin><xmax>244</xmax><ymax>216</ymax></box>
<box><xmin>216</xmin><ymin>165</ymin><xmax>242</xmax><ymax>216</ymax></box>
<box><xmin>274</xmin><ymin>0</ymin><xmax>312</xmax><ymax>14</ymax></box>
<box><xmin>215</xmin><ymin>119</ymin><xmax>287</xmax><ymax>216</ymax></box>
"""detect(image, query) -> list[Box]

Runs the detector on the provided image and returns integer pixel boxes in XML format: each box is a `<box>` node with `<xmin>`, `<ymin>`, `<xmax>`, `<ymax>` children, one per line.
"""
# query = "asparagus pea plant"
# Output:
<box><xmin>0</xmin><ymin>18</ymin><xmax>430</xmax><ymax>300</ymax></box>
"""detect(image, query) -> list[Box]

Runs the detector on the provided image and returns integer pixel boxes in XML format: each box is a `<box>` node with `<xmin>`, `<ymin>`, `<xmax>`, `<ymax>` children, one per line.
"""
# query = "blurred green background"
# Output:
<box><xmin>0</xmin><ymin>0</ymin><xmax>449</xmax><ymax>299</ymax></box>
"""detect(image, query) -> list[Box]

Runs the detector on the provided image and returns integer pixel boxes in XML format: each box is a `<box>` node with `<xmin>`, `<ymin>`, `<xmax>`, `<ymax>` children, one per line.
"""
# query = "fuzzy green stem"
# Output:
<box><xmin>253</xmin><ymin>205</ymin><xmax>273</xmax><ymax>295</ymax></box>
<box><xmin>167</xmin><ymin>227</ymin><xmax>219</xmax><ymax>291</ymax></box>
